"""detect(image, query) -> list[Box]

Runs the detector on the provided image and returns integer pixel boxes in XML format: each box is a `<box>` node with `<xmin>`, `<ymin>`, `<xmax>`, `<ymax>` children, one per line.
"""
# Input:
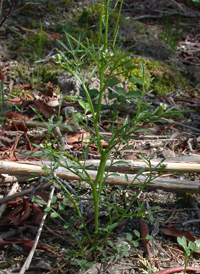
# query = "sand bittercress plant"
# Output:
<box><xmin>35</xmin><ymin>0</ymin><xmax>181</xmax><ymax>264</ymax></box>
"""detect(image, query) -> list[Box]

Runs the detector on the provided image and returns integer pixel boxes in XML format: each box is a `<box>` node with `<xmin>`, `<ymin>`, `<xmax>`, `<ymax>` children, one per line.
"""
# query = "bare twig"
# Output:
<box><xmin>19</xmin><ymin>185</ymin><xmax>55</xmax><ymax>274</ymax></box>
<box><xmin>159</xmin><ymin>117</ymin><xmax>200</xmax><ymax>133</ymax></box>
<box><xmin>0</xmin><ymin>0</ymin><xmax>15</xmax><ymax>28</ymax></box>
<box><xmin>0</xmin><ymin>180</ymin><xmax>52</xmax><ymax>205</ymax></box>
<box><xmin>53</xmin><ymin>170</ymin><xmax>83</xmax><ymax>215</ymax></box>
<box><xmin>0</xmin><ymin>0</ymin><xmax>3</xmax><ymax>18</ymax></box>
<box><xmin>131</xmin><ymin>12</ymin><xmax>200</xmax><ymax>21</ymax></box>
<box><xmin>53</xmin><ymin>126</ymin><xmax>66</xmax><ymax>149</ymax></box>
<box><xmin>170</xmin><ymin>0</ymin><xmax>186</xmax><ymax>13</ymax></box>
<box><xmin>0</xmin><ymin>182</ymin><xmax>19</xmax><ymax>217</ymax></box>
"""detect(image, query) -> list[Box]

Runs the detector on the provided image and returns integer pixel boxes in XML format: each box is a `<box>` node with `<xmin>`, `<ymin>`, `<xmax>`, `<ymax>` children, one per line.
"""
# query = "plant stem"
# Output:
<box><xmin>104</xmin><ymin>0</ymin><xmax>109</xmax><ymax>51</ymax></box>
<box><xmin>93</xmin><ymin>153</ymin><xmax>108</xmax><ymax>246</ymax></box>
<box><xmin>113</xmin><ymin>0</ymin><xmax>124</xmax><ymax>48</ymax></box>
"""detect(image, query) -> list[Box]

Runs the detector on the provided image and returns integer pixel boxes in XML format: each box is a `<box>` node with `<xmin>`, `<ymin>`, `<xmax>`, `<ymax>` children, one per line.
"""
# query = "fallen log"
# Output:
<box><xmin>0</xmin><ymin>161</ymin><xmax>199</xmax><ymax>195</ymax></box>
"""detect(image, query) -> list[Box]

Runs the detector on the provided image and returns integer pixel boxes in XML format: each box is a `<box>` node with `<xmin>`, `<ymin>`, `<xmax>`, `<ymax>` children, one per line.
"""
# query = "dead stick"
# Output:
<box><xmin>0</xmin><ymin>181</ymin><xmax>52</xmax><ymax>205</ymax></box>
<box><xmin>19</xmin><ymin>185</ymin><xmax>55</xmax><ymax>274</ymax></box>
<box><xmin>1</xmin><ymin>158</ymin><xmax>200</xmax><ymax>174</ymax></box>
<box><xmin>0</xmin><ymin>166</ymin><xmax>199</xmax><ymax>201</ymax></box>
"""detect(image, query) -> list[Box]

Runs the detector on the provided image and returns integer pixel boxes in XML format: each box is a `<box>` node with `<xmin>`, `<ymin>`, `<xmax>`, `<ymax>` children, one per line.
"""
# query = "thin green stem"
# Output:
<box><xmin>98</xmin><ymin>1</ymin><xmax>103</xmax><ymax>49</ymax></box>
<box><xmin>92</xmin><ymin>153</ymin><xmax>109</xmax><ymax>245</ymax></box>
<box><xmin>55</xmin><ymin>176</ymin><xmax>92</xmax><ymax>243</ymax></box>
<box><xmin>113</xmin><ymin>0</ymin><xmax>124</xmax><ymax>48</ymax></box>
<box><xmin>104</xmin><ymin>0</ymin><xmax>110</xmax><ymax>51</ymax></box>
<box><xmin>100</xmin><ymin>176</ymin><xmax>151</xmax><ymax>247</ymax></box>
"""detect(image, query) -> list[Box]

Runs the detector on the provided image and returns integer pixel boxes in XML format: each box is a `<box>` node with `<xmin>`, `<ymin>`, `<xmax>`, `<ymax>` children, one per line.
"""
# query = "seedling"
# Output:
<box><xmin>177</xmin><ymin>236</ymin><xmax>200</xmax><ymax>274</ymax></box>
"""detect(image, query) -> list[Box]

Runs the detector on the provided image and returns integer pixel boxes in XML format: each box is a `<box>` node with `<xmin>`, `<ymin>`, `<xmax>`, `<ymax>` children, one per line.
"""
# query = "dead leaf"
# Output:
<box><xmin>159</xmin><ymin>226</ymin><xmax>196</xmax><ymax>242</ymax></box>
<box><xmin>32</xmin><ymin>100</ymin><xmax>57</xmax><ymax>119</ymax></box>
<box><xmin>4</xmin><ymin>111</ymin><xmax>30</xmax><ymax>121</ymax></box>
<box><xmin>138</xmin><ymin>218</ymin><xmax>150</xmax><ymax>256</ymax></box>
<box><xmin>66</xmin><ymin>132</ymin><xmax>90</xmax><ymax>144</ymax></box>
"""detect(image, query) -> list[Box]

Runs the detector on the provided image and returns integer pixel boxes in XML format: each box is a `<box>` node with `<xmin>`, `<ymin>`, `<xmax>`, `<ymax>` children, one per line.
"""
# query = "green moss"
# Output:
<box><xmin>6</xmin><ymin>30</ymin><xmax>56</xmax><ymax>63</ymax></box>
<box><xmin>7</xmin><ymin>61</ymin><xmax>30</xmax><ymax>84</ymax></box>
<box><xmin>5</xmin><ymin>61</ymin><xmax>61</xmax><ymax>98</ymax></box>
<box><xmin>39</xmin><ymin>63</ymin><xmax>62</xmax><ymax>83</ymax></box>
<box><xmin>115</xmin><ymin>56</ymin><xmax>186</xmax><ymax>95</ymax></box>
<box><xmin>78</xmin><ymin>3</ymin><xmax>102</xmax><ymax>25</ymax></box>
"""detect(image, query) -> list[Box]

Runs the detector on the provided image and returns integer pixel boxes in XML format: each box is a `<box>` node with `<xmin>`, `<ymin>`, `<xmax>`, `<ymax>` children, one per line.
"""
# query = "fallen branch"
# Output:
<box><xmin>1</xmin><ymin>156</ymin><xmax>200</xmax><ymax>175</ymax></box>
<box><xmin>0</xmin><ymin>161</ymin><xmax>199</xmax><ymax>199</ymax></box>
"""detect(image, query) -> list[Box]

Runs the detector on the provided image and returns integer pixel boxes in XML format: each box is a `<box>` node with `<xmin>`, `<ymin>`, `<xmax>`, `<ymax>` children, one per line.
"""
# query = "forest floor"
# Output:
<box><xmin>0</xmin><ymin>0</ymin><xmax>200</xmax><ymax>273</ymax></box>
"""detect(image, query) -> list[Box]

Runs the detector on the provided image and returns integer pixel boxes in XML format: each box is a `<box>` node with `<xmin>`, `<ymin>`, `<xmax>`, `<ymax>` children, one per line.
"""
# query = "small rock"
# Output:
<box><xmin>57</xmin><ymin>71</ymin><xmax>81</xmax><ymax>96</ymax></box>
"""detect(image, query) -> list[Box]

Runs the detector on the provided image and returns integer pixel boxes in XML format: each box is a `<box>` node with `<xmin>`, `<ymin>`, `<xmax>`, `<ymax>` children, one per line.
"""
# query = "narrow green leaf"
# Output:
<box><xmin>107</xmin><ymin>78</ymin><xmax>121</xmax><ymax>87</ymax></box>
<box><xmin>32</xmin><ymin>197</ymin><xmax>46</xmax><ymax>205</ymax></box>
<box><xmin>127</xmin><ymin>89</ymin><xmax>142</xmax><ymax>97</ymax></box>
<box><xmin>126</xmin><ymin>233</ymin><xmax>132</xmax><ymax>241</ymax></box>
<box><xmin>88</xmin><ymin>66</ymin><xmax>98</xmax><ymax>82</ymax></box>
<box><xmin>124</xmin><ymin>60</ymin><xmax>135</xmax><ymax>70</ymax></box>
<box><xmin>114</xmin><ymin>160</ymin><xmax>128</xmax><ymax>165</ymax></box>
<box><xmin>62</xmin><ymin>124</ymin><xmax>73</xmax><ymax>132</ymax></box>
<box><xmin>78</xmin><ymin>100</ymin><xmax>86</xmax><ymax>110</ymax></box>
<box><xmin>134</xmin><ymin>229</ymin><xmax>140</xmax><ymax>238</ymax></box>
<box><xmin>89</xmin><ymin>89</ymin><xmax>99</xmax><ymax>96</ymax></box>
<box><xmin>125</xmin><ymin>173</ymin><xmax>129</xmax><ymax>184</ymax></box>
<box><xmin>141</xmin><ymin>62</ymin><xmax>145</xmax><ymax>82</ymax></box>
<box><xmin>107</xmin><ymin>240</ymin><xmax>115</xmax><ymax>248</ymax></box>
<box><xmin>51</xmin><ymin>195</ymin><xmax>57</xmax><ymax>205</ymax></box>
<box><xmin>145</xmin><ymin>235</ymin><xmax>153</xmax><ymax>240</ymax></box>
<box><xmin>50</xmin><ymin>212</ymin><xmax>60</xmax><ymax>218</ymax></box>
<box><xmin>108</xmin><ymin>93</ymin><xmax>118</xmax><ymax>100</ymax></box>
<box><xmin>129</xmin><ymin>75</ymin><xmax>143</xmax><ymax>85</ymax></box>
<box><xmin>44</xmin><ymin>207</ymin><xmax>52</xmax><ymax>212</ymax></box>
<box><xmin>132</xmin><ymin>240</ymin><xmax>139</xmax><ymax>247</ymax></box>
<box><xmin>59</xmin><ymin>201</ymin><xmax>66</xmax><ymax>211</ymax></box>
<box><xmin>107</xmin><ymin>173</ymin><xmax>120</xmax><ymax>177</ymax></box>
<box><xmin>115</xmin><ymin>86</ymin><xmax>126</xmax><ymax>96</ymax></box>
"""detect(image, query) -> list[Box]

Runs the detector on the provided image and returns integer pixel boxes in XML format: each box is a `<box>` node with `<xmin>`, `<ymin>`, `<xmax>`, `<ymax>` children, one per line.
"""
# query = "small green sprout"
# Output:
<box><xmin>177</xmin><ymin>236</ymin><xmax>200</xmax><ymax>274</ymax></box>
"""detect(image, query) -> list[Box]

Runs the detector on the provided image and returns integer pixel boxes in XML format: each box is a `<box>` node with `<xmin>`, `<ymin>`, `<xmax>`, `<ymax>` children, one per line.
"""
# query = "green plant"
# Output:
<box><xmin>36</xmin><ymin>20</ymin><xmax>43</xmax><ymax>79</ymax></box>
<box><xmin>107</xmin><ymin>231</ymin><xmax>139</xmax><ymax>261</ymax></box>
<box><xmin>35</xmin><ymin>0</ymin><xmax>181</xmax><ymax>265</ymax></box>
<box><xmin>160</xmin><ymin>15</ymin><xmax>185</xmax><ymax>50</ymax></box>
<box><xmin>177</xmin><ymin>236</ymin><xmax>200</xmax><ymax>274</ymax></box>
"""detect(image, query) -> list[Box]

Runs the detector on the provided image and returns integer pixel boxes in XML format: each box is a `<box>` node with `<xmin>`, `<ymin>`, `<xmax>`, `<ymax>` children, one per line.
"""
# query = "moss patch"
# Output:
<box><xmin>39</xmin><ymin>63</ymin><xmax>62</xmax><ymax>83</ymax></box>
<box><xmin>115</xmin><ymin>56</ymin><xmax>186</xmax><ymax>95</ymax></box>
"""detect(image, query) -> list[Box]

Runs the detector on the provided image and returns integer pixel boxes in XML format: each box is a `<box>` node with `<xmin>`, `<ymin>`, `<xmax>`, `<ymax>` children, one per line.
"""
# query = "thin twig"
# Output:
<box><xmin>0</xmin><ymin>181</ymin><xmax>52</xmax><ymax>205</ymax></box>
<box><xmin>53</xmin><ymin>170</ymin><xmax>83</xmax><ymax>215</ymax></box>
<box><xmin>0</xmin><ymin>0</ymin><xmax>15</xmax><ymax>28</ymax></box>
<box><xmin>53</xmin><ymin>126</ymin><xmax>66</xmax><ymax>149</ymax></box>
<box><xmin>131</xmin><ymin>12</ymin><xmax>200</xmax><ymax>21</ymax></box>
<box><xmin>0</xmin><ymin>0</ymin><xmax>3</xmax><ymax>18</ymax></box>
<box><xmin>19</xmin><ymin>185</ymin><xmax>55</xmax><ymax>274</ymax></box>
<box><xmin>0</xmin><ymin>182</ymin><xmax>19</xmax><ymax>217</ymax></box>
<box><xmin>159</xmin><ymin>117</ymin><xmax>200</xmax><ymax>133</ymax></box>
